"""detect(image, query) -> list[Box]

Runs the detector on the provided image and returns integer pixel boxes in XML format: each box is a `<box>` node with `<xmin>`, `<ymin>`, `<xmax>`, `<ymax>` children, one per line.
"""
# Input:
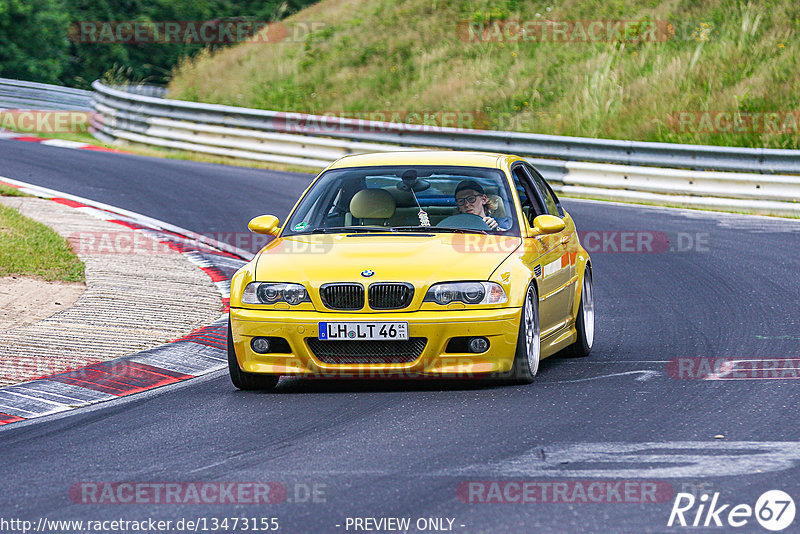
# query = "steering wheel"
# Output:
<box><xmin>436</xmin><ymin>213</ymin><xmax>492</xmax><ymax>231</ymax></box>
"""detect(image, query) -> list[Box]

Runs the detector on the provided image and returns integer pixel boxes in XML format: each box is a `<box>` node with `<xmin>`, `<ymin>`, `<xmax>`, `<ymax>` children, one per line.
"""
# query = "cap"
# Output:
<box><xmin>454</xmin><ymin>180</ymin><xmax>485</xmax><ymax>196</ymax></box>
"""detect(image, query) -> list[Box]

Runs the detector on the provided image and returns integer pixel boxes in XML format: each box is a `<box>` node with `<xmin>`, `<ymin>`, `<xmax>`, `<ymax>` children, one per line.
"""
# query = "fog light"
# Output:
<box><xmin>251</xmin><ymin>337</ymin><xmax>271</xmax><ymax>354</ymax></box>
<box><xmin>468</xmin><ymin>337</ymin><xmax>489</xmax><ymax>353</ymax></box>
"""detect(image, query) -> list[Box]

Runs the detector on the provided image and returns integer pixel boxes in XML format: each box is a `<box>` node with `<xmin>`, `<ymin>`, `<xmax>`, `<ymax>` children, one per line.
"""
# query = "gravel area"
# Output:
<box><xmin>0</xmin><ymin>197</ymin><xmax>222</xmax><ymax>386</ymax></box>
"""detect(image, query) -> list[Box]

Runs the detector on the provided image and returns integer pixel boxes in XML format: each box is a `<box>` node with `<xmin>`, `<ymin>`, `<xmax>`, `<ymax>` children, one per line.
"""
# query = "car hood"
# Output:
<box><xmin>254</xmin><ymin>233</ymin><xmax>521</xmax><ymax>286</ymax></box>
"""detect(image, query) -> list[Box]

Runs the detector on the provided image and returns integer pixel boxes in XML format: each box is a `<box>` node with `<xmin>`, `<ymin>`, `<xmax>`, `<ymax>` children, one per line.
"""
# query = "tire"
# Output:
<box><xmin>507</xmin><ymin>283</ymin><xmax>541</xmax><ymax>384</ymax></box>
<box><xmin>562</xmin><ymin>267</ymin><xmax>594</xmax><ymax>358</ymax></box>
<box><xmin>227</xmin><ymin>317</ymin><xmax>279</xmax><ymax>391</ymax></box>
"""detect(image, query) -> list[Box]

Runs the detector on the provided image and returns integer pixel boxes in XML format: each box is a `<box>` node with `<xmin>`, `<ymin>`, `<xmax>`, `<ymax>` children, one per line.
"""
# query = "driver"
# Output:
<box><xmin>454</xmin><ymin>180</ymin><xmax>511</xmax><ymax>231</ymax></box>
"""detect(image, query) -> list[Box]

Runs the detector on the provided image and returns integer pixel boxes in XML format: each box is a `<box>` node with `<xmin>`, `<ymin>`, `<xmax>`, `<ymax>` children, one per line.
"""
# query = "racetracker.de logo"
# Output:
<box><xmin>579</xmin><ymin>231</ymin><xmax>670</xmax><ymax>253</ymax></box>
<box><xmin>69</xmin><ymin>482</ymin><xmax>286</xmax><ymax>504</ymax></box>
<box><xmin>272</xmin><ymin>111</ymin><xmax>490</xmax><ymax>134</ymax></box>
<box><xmin>579</xmin><ymin>231</ymin><xmax>710</xmax><ymax>253</ymax></box>
<box><xmin>301</xmin><ymin>361</ymin><xmax>492</xmax><ymax>379</ymax></box>
<box><xmin>447</xmin><ymin>231</ymin><xmax>708</xmax><ymax>254</ymax></box>
<box><xmin>457</xmin><ymin>19</ymin><xmax>673</xmax><ymax>43</ymax></box>
<box><xmin>0</xmin><ymin>110</ymin><xmax>99</xmax><ymax>133</ymax></box>
<box><xmin>457</xmin><ymin>480</ymin><xmax>674</xmax><ymax>503</ymax></box>
<box><xmin>666</xmin><ymin>358</ymin><xmax>800</xmax><ymax>380</ymax></box>
<box><xmin>68</xmin><ymin>21</ymin><xmax>325</xmax><ymax>44</ymax></box>
<box><xmin>66</xmin><ymin>231</ymin><xmax>332</xmax><ymax>255</ymax></box>
<box><xmin>667</xmin><ymin>111</ymin><xmax>800</xmax><ymax>134</ymax></box>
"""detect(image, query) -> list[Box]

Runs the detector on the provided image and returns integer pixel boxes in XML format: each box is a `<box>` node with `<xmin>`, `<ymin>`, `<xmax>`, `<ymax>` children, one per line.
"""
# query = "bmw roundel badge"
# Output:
<box><xmin>361</xmin><ymin>269</ymin><xmax>375</xmax><ymax>278</ymax></box>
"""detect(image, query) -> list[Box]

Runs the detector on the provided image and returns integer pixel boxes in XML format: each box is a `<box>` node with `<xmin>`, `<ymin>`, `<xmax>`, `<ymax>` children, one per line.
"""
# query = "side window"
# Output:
<box><xmin>511</xmin><ymin>165</ymin><xmax>546</xmax><ymax>225</ymax></box>
<box><xmin>524</xmin><ymin>164</ymin><xmax>562</xmax><ymax>217</ymax></box>
<box><xmin>547</xmin><ymin>184</ymin><xmax>565</xmax><ymax>217</ymax></box>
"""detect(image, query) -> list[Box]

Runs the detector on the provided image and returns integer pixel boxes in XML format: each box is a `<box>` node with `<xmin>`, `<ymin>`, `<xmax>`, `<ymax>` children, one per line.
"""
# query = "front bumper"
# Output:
<box><xmin>229</xmin><ymin>307</ymin><xmax>523</xmax><ymax>377</ymax></box>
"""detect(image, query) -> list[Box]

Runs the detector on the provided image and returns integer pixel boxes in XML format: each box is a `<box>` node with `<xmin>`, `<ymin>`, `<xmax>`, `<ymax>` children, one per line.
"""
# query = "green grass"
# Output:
<box><xmin>0</xmin><ymin>204</ymin><xmax>85</xmax><ymax>282</ymax></box>
<box><xmin>0</xmin><ymin>184</ymin><xmax>28</xmax><ymax>197</ymax></box>
<box><xmin>168</xmin><ymin>0</ymin><xmax>800</xmax><ymax>150</ymax></box>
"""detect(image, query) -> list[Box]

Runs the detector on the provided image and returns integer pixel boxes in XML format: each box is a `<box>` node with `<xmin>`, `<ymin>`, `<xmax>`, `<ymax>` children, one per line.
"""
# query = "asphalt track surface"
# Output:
<box><xmin>1</xmin><ymin>140</ymin><xmax>800</xmax><ymax>533</ymax></box>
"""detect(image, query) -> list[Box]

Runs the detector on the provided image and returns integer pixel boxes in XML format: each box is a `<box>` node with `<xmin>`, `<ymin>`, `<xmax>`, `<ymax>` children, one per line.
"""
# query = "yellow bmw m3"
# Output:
<box><xmin>227</xmin><ymin>151</ymin><xmax>594</xmax><ymax>390</ymax></box>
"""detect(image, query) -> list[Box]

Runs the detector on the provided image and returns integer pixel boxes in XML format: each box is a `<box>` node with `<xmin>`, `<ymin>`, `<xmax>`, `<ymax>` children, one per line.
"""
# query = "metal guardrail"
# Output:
<box><xmin>89</xmin><ymin>80</ymin><xmax>800</xmax><ymax>215</ymax></box>
<box><xmin>0</xmin><ymin>78</ymin><xmax>92</xmax><ymax>111</ymax></box>
<box><xmin>111</xmin><ymin>84</ymin><xmax>168</xmax><ymax>98</ymax></box>
<box><xmin>3</xmin><ymin>78</ymin><xmax>798</xmax><ymax>216</ymax></box>
<box><xmin>91</xmin><ymin>81</ymin><xmax>800</xmax><ymax>175</ymax></box>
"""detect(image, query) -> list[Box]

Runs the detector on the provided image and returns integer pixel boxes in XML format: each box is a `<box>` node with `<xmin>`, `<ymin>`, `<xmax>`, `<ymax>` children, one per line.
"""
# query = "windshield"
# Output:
<box><xmin>282</xmin><ymin>165</ymin><xmax>519</xmax><ymax>237</ymax></box>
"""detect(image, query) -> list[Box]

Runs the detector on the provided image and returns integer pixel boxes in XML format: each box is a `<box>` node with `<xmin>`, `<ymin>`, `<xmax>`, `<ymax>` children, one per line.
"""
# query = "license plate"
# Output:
<box><xmin>318</xmin><ymin>322</ymin><xmax>408</xmax><ymax>341</ymax></box>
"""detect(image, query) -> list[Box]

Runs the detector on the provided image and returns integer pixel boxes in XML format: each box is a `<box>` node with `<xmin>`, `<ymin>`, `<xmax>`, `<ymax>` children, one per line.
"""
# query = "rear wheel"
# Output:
<box><xmin>507</xmin><ymin>284</ymin><xmax>540</xmax><ymax>384</ymax></box>
<box><xmin>227</xmin><ymin>317</ymin><xmax>279</xmax><ymax>391</ymax></box>
<box><xmin>562</xmin><ymin>267</ymin><xmax>594</xmax><ymax>358</ymax></box>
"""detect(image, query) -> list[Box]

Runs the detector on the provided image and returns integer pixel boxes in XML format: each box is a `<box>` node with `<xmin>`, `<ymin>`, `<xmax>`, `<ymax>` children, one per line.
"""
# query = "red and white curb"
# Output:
<box><xmin>0</xmin><ymin>128</ymin><xmax>125</xmax><ymax>153</ymax></box>
<box><xmin>0</xmin><ymin>177</ymin><xmax>250</xmax><ymax>426</ymax></box>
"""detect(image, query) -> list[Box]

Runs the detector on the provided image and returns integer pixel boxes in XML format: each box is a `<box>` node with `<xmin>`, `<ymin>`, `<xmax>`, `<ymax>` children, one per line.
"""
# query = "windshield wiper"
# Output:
<box><xmin>304</xmin><ymin>226</ymin><xmax>395</xmax><ymax>234</ymax></box>
<box><xmin>393</xmin><ymin>226</ymin><xmax>488</xmax><ymax>235</ymax></box>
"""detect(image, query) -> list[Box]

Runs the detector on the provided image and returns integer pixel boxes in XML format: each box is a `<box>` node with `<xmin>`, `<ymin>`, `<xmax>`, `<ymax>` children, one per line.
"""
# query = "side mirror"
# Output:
<box><xmin>532</xmin><ymin>214</ymin><xmax>565</xmax><ymax>235</ymax></box>
<box><xmin>248</xmin><ymin>215</ymin><xmax>280</xmax><ymax>236</ymax></box>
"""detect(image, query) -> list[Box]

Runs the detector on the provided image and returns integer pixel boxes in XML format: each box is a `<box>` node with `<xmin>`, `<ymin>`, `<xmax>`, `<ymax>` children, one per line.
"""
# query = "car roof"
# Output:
<box><xmin>326</xmin><ymin>150</ymin><xmax>523</xmax><ymax>170</ymax></box>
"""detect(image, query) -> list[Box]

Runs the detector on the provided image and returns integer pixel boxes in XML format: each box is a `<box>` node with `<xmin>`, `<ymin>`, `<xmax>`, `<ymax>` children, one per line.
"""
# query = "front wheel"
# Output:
<box><xmin>227</xmin><ymin>317</ymin><xmax>279</xmax><ymax>391</ymax></box>
<box><xmin>507</xmin><ymin>284</ymin><xmax>541</xmax><ymax>384</ymax></box>
<box><xmin>562</xmin><ymin>267</ymin><xmax>594</xmax><ymax>358</ymax></box>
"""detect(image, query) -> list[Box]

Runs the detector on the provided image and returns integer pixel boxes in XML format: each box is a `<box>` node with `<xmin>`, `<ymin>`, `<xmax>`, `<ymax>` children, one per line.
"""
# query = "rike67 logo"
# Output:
<box><xmin>668</xmin><ymin>490</ymin><xmax>795</xmax><ymax>531</ymax></box>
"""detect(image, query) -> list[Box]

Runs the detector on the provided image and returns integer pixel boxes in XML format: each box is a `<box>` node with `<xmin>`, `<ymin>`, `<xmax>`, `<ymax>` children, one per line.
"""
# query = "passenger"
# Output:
<box><xmin>454</xmin><ymin>180</ymin><xmax>511</xmax><ymax>231</ymax></box>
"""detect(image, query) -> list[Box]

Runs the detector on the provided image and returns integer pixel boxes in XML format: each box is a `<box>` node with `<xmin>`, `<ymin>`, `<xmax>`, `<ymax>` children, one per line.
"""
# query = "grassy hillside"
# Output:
<box><xmin>169</xmin><ymin>0</ymin><xmax>800</xmax><ymax>149</ymax></box>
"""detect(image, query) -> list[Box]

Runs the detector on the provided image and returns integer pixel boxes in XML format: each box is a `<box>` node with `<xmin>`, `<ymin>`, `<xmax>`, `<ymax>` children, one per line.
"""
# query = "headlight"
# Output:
<box><xmin>242</xmin><ymin>282</ymin><xmax>311</xmax><ymax>305</ymax></box>
<box><xmin>424</xmin><ymin>282</ymin><xmax>507</xmax><ymax>305</ymax></box>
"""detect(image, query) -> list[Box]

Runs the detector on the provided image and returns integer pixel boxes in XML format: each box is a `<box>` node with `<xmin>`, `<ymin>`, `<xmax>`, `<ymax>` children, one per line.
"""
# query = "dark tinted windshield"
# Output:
<box><xmin>282</xmin><ymin>165</ymin><xmax>519</xmax><ymax>236</ymax></box>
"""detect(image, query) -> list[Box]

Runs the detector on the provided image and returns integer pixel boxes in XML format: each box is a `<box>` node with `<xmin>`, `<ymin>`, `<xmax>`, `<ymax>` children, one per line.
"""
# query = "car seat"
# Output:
<box><xmin>346</xmin><ymin>188</ymin><xmax>396</xmax><ymax>226</ymax></box>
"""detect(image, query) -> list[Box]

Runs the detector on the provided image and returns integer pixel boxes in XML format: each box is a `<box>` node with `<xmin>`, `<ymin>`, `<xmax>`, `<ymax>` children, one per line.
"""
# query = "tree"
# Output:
<box><xmin>1</xmin><ymin>0</ymin><xmax>318</xmax><ymax>88</ymax></box>
<box><xmin>0</xmin><ymin>0</ymin><xmax>71</xmax><ymax>84</ymax></box>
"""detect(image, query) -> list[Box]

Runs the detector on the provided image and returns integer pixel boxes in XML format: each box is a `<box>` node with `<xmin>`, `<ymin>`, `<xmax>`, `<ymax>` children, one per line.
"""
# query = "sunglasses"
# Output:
<box><xmin>455</xmin><ymin>194</ymin><xmax>482</xmax><ymax>206</ymax></box>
